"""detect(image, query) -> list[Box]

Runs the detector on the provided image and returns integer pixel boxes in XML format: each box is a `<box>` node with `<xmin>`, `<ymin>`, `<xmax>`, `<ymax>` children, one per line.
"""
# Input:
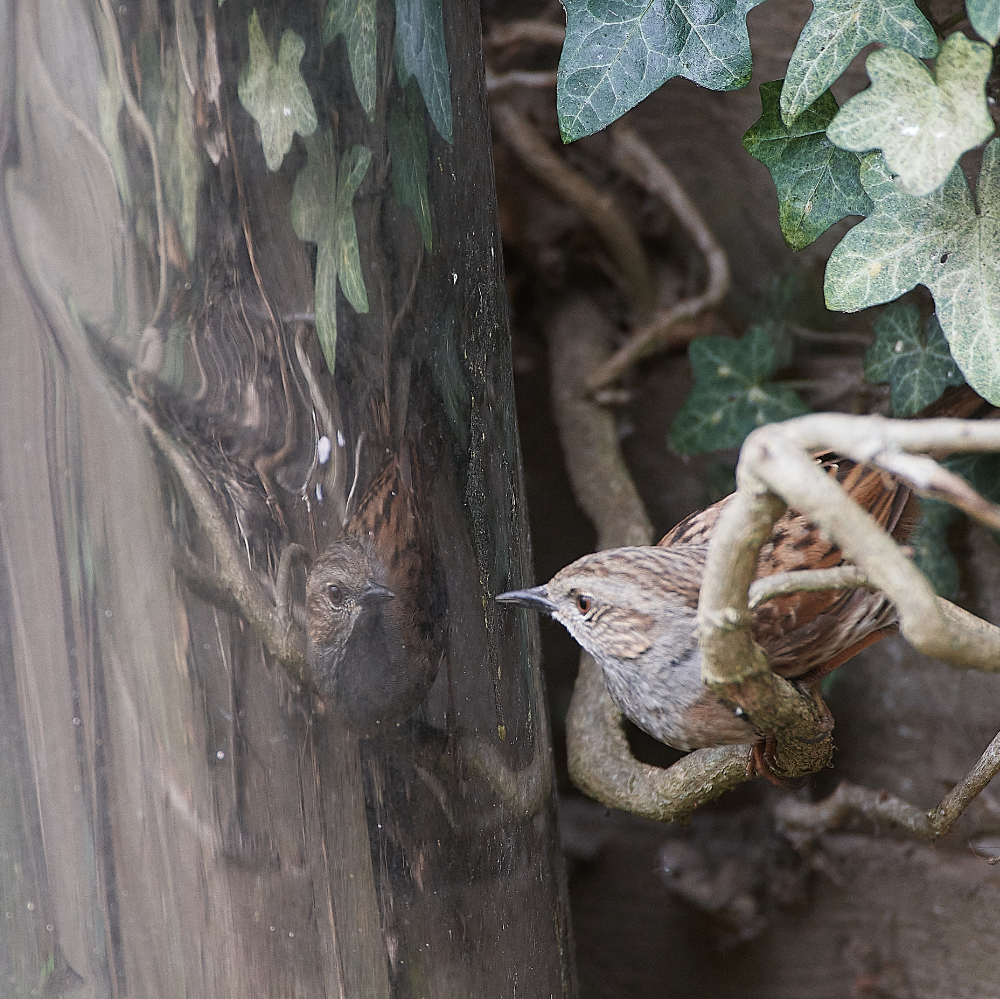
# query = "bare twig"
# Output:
<box><xmin>873</xmin><ymin>449</ymin><xmax>1000</xmax><ymax>530</ymax></box>
<box><xmin>698</xmin><ymin>416</ymin><xmax>1000</xmax><ymax>699</ymax></box>
<box><xmin>777</xmin><ymin>782</ymin><xmax>941</xmax><ymax>837</ymax></box>
<box><xmin>486</xmin><ymin>69</ymin><xmax>559</xmax><ymax>94</ymax></box>
<box><xmin>485</xmin><ymin>19</ymin><xmax>566</xmax><ymax>49</ymax></box>
<box><xmin>748</xmin><ymin>566</ymin><xmax>876</xmax><ymax>609</ymax></box>
<box><xmin>777</xmin><ymin>727</ymin><xmax>1000</xmax><ymax>841</ymax></box>
<box><xmin>547</xmin><ymin>299</ymin><xmax>654</xmax><ymax>549</ymax></box>
<box><xmin>490</xmin><ymin>103</ymin><xmax>656</xmax><ymax>316</ymax></box>
<box><xmin>788</xmin><ymin>324</ymin><xmax>873</xmax><ymax>348</ymax></box>
<box><xmin>583</xmin><ymin>125</ymin><xmax>731</xmax><ymax>392</ymax></box>
<box><xmin>492</xmin><ymin>107</ymin><xmax>729</xmax><ymax>384</ymax></box>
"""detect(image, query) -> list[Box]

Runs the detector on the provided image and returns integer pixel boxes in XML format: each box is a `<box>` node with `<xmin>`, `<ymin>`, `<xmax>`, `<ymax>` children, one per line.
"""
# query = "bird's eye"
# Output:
<box><xmin>576</xmin><ymin>594</ymin><xmax>592</xmax><ymax>614</ymax></box>
<box><xmin>326</xmin><ymin>584</ymin><xmax>344</xmax><ymax>606</ymax></box>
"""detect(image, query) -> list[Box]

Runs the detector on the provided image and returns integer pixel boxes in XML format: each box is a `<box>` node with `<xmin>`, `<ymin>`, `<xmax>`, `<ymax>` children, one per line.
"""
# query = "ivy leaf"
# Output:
<box><xmin>743</xmin><ymin>81</ymin><xmax>873</xmax><ymax>251</ymax></box>
<box><xmin>781</xmin><ymin>0</ymin><xmax>937</xmax><ymax>126</ymax></box>
<box><xmin>967</xmin><ymin>0</ymin><xmax>1000</xmax><ymax>45</ymax></box>
<box><xmin>909</xmin><ymin>452</ymin><xmax>1000</xmax><ymax>596</ymax></box>
<box><xmin>863</xmin><ymin>301</ymin><xmax>965</xmax><ymax>414</ymax></box>
<box><xmin>238</xmin><ymin>11</ymin><xmax>317</xmax><ymax>171</ymax></box>
<box><xmin>556</xmin><ymin>0</ymin><xmax>766</xmax><ymax>143</ymax></box>
<box><xmin>945</xmin><ymin>452</ymin><xmax>1000</xmax><ymax>505</ymax></box>
<box><xmin>393</xmin><ymin>0</ymin><xmax>452</xmax><ymax>143</ymax></box>
<box><xmin>389</xmin><ymin>82</ymin><xmax>433</xmax><ymax>250</ymax></box>
<box><xmin>291</xmin><ymin>131</ymin><xmax>372</xmax><ymax>372</ymax></box>
<box><xmin>827</xmin><ymin>33</ymin><xmax>993</xmax><ymax>197</ymax></box>
<box><xmin>825</xmin><ymin>144</ymin><xmax>1000</xmax><ymax>405</ymax></box>
<box><xmin>909</xmin><ymin>500</ymin><xmax>961</xmax><ymax>597</ymax></box>
<box><xmin>323</xmin><ymin>0</ymin><xmax>377</xmax><ymax>121</ymax></box>
<box><xmin>670</xmin><ymin>326</ymin><xmax>811</xmax><ymax>453</ymax></box>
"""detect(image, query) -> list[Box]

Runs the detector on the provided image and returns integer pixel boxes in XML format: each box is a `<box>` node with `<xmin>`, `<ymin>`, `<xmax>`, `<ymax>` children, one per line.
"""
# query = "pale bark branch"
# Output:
<box><xmin>874</xmin><ymin>448</ymin><xmax>1000</xmax><ymax>530</ymax></box>
<box><xmin>568</xmin><ymin>646</ymin><xmax>750</xmax><ymax>824</ymax></box>
<box><xmin>486</xmin><ymin>69</ymin><xmax>558</xmax><ymax>94</ymax></box>
<box><xmin>484</xmin><ymin>19</ymin><xmax>566</xmax><ymax>49</ymax></box>
<box><xmin>722</xmin><ymin>414</ymin><xmax>1000</xmax><ymax>670</ymax></box>
<box><xmin>748</xmin><ymin>566</ymin><xmax>876</xmax><ymax>608</ymax></box>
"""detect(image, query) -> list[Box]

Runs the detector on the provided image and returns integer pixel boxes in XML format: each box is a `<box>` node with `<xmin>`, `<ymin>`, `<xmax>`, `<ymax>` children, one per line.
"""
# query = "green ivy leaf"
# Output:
<box><xmin>825</xmin><ymin>144</ymin><xmax>1000</xmax><ymax>406</ymax></box>
<box><xmin>393</xmin><ymin>0</ymin><xmax>452</xmax><ymax>143</ymax></box>
<box><xmin>910</xmin><ymin>500</ymin><xmax>961</xmax><ymax>597</ymax></box>
<box><xmin>291</xmin><ymin>131</ymin><xmax>372</xmax><ymax>372</ymax></box>
<box><xmin>323</xmin><ymin>0</ymin><xmax>377</xmax><ymax>121</ymax></box>
<box><xmin>946</xmin><ymin>452</ymin><xmax>1000</xmax><ymax>505</ymax></box>
<box><xmin>863</xmin><ymin>301</ymin><xmax>965</xmax><ymax>414</ymax></box>
<box><xmin>967</xmin><ymin>0</ymin><xmax>1000</xmax><ymax>45</ymax></box>
<box><xmin>909</xmin><ymin>452</ymin><xmax>1000</xmax><ymax>596</ymax></box>
<box><xmin>238</xmin><ymin>10</ymin><xmax>317</xmax><ymax>171</ymax></box>
<box><xmin>556</xmin><ymin>0</ymin><xmax>766</xmax><ymax>143</ymax></box>
<box><xmin>827</xmin><ymin>33</ymin><xmax>993</xmax><ymax>197</ymax></box>
<box><xmin>670</xmin><ymin>326</ymin><xmax>811</xmax><ymax>453</ymax></box>
<box><xmin>743</xmin><ymin>81</ymin><xmax>873</xmax><ymax>251</ymax></box>
<box><xmin>781</xmin><ymin>0</ymin><xmax>937</xmax><ymax>126</ymax></box>
<box><xmin>389</xmin><ymin>82</ymin><xmax>433</xmax><ymax>250</ymax></box>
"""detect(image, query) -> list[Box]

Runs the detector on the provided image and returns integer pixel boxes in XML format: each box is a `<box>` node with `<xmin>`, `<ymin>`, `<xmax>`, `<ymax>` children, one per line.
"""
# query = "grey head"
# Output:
<box><xmin>496</xmin><ymin>545</ymin><xmax>705</xmax><ymax>665</ymax></box>
<box><xmin>496</xmin><ymin>545</ymin><xmax>756</xmax><ymax>750</ymax></box>
<box><xmin>307</xmin><ymin>535</ymin><xmax>441</xmax><ymax>733</ymax></box>
<box><xmin>306</xmin><ymin>536</ymin><xmax>394</xmax><ymax>674</ymax></box>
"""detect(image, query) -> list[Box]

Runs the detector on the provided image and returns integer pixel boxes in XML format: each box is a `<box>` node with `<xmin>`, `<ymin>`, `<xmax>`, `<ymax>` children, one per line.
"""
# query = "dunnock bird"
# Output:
<box><xmin>497</xmin><ymin>457</ymin><xmax>916</xmax><ymax>752</ymax></box>
<box><xmin>307</xmin><ymin>442</ymin><xmax>441</xmax><ymax>733</ymax></box>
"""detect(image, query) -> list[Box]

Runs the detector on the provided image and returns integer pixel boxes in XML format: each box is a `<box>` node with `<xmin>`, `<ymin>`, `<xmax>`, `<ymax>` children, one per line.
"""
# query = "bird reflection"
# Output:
<box><xmin>306</xmin><ymin>441</ymin><xmax>441</xmax><ymax>734</ymax></box>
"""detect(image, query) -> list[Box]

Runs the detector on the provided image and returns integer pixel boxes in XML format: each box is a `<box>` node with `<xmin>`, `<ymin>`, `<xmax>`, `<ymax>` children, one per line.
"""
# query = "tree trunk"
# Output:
<box><xmin>0</xmin><ymin>0</ymin><xmax>575</xmax><ymax>995</ymax></box>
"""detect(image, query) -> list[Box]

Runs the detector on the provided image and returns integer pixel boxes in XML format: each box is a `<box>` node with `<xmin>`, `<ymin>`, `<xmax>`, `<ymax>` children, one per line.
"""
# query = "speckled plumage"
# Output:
<box><xmin>497</xmin><ymin>459</ymin><xmax>917</xmax><ymax>753</ymax></box>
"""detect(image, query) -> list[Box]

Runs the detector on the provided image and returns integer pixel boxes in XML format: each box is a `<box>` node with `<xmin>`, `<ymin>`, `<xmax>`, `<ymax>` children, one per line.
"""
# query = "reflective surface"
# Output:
<box><xmin>0</xmin><ymin>0</ymin><xmax>573</xmax><ymax>993</ymax></box>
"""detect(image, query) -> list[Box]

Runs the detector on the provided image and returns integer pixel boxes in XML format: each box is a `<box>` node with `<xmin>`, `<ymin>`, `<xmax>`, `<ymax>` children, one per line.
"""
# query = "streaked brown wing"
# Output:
<box><xmin>346</xmin><ymin>441</ymin><xmax>434</xmax><ymax>644</ymax></box>
<box><xmin>659</xmin><ymin>458</ymin><xmax>917</xmax><ymax>679</ymax></box>
<box><xmin>657</xmin><ymin>493</ymin><xmax>734</xmax><ymax>547</ymax></box>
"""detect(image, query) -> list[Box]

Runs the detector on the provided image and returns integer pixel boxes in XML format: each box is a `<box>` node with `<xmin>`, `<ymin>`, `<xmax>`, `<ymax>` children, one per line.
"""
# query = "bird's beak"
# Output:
<box><xmin>361</xmin><ymin>580</ymin><xmax>395</xmax><ymax>602</ymax></box>
<box><xmin>495</xmin><ymin>585</ymin><xmax>556</xmax><ymax>615</ymax></box>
